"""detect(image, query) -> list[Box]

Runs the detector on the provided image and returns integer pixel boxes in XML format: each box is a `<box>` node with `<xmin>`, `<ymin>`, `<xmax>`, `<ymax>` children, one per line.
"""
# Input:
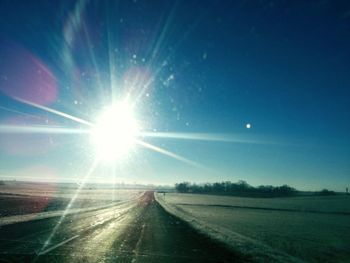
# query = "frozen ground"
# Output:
<box><xmin>156</xmin><ymin>193</ymin><xmax>350</xmax><ymax>263</ymax></box>
<box><xmin>0</xmin><ymin>182</ymin><xmax>143</xmax><ymax>201</ymax></box>
<box><xmin>0</xmin><ymin>182</ymin><xmax>144</xmax><ymax>226</ymax></box>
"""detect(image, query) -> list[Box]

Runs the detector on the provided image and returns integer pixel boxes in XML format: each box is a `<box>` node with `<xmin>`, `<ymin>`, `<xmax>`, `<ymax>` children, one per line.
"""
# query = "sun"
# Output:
<box><xmin>90</xmin><ymin>100</ymin><xmax>139</xmax><ymax>162</ymax></box>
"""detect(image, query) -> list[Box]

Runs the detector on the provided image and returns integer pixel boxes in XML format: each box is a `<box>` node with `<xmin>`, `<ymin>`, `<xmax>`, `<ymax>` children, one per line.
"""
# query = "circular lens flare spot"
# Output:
<box><xmin>91</xmin><ymin>101</ymin><xmax>139</xmax><ymax>162</ymax></box>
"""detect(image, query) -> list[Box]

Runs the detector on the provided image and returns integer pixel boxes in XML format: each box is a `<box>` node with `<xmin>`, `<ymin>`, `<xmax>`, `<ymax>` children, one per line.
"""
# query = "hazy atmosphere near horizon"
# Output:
<box><xmin>0</xmin><ymin>0</ymin><xmax>349</xmax><ymax>191</ymax></box>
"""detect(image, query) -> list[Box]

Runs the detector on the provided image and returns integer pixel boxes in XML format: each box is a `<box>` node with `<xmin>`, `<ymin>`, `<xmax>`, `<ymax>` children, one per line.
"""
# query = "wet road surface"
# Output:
<box><xmin>0</xmin><ymin>191</ymin><xmax>248</xmax><ymax>262</ymax></box>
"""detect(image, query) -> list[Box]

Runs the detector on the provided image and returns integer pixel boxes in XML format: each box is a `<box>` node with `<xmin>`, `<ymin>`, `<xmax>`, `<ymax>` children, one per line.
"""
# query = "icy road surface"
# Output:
<box><xmin>0</xmin><ymin>191</ymin><xmax>244</xmax><ymax>263</ymax></box>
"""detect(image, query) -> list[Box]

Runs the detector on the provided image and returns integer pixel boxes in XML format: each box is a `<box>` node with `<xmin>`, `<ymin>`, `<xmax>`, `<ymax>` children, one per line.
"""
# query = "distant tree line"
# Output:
<box><xmin>175</xmin><ymin>180</ymin><xmax>298</xmax><ymax>197</ymax></box>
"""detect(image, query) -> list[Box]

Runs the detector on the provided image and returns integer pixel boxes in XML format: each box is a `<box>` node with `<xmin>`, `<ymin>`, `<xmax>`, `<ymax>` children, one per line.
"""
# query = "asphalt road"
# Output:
<box><xmin>0</xmin><ymin>191</ymin><xmax>247</xmax><ymax>263</ymax></box>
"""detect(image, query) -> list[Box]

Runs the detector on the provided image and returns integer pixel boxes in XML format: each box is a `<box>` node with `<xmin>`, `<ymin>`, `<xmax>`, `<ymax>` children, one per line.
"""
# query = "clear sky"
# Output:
<box><xmin>0</xmin><ymin>0</ymin><xmax>349</xmax><ymax>191</ymax></box>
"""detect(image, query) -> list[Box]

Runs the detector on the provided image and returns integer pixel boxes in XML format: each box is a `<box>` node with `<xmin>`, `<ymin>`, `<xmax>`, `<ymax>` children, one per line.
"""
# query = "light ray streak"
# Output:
<box><xmin>106</xmin><ymin>17</ymin><xmax>118</xmax><ymax>102</ymax></box>
<box><xmin>14</xmin><ymin>97</ymin><xmax>93</xmax><ymax>126</ymax></box>
<box><xmin>0</xmin><ymin>124</ymin><xmax>89</xmax><ymax>134</ymax></box>
<box><xmin>82</xmin><ymin>21</ymin><xmax>104</xmax><ymax>101</ymax></box>
<box><xmin>38</xmin><ymin>235</ymin><xmax>79</xmax><ymax>255</ymax></box>
<box><xmin>39</xmin><ymin>159</ymin><xmax>98</xmax><ymax>253</ymax></box>
<box><xmin>134</xmin><ymin>3</ymin><xmax>178</xmax><ymax>104</ymax></box>
<box><xmin>139</xmin><ymin>132</ymin><xmax>275</xmax><ymax>145</ymax></box>
<box><xmin>134</xmin><ymin>2</ymin><xmax>212</xmax><ymax>105</ymax></box>
<box><xmin>136</xmin><ymin>139</ymin><xmax>208</xmax><ymax>171</ymax></box>
<box><xmin>0</xmin><ymin>105</ymin><xmax>39</xmax><ymax>118</ymax></box>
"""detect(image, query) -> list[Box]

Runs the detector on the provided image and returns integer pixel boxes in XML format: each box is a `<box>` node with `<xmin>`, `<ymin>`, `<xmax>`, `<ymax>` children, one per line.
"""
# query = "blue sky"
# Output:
<box><xmin>0</xmin><ymin>0</ymin><xmax>349</xmax><ymax>191</ymax></box>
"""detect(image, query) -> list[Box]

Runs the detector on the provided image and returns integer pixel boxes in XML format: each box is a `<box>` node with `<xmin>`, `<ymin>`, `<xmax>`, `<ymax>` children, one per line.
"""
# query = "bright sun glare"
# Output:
<box><xmin>90</xmin><ymin>100</ymin><xmax>139</xmax><ymax>162</ymax></box>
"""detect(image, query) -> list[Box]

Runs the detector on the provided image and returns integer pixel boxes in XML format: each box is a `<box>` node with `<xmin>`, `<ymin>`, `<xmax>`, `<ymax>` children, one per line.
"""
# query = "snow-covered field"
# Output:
<box><xmin>0</xmin><ymin>182</ymin><xmax>143</xmax><ymax>201</ymax></box>
<box><xmin>156</xmin><ymin>193</ymin><xmax>350</xmax><ymax>263</ymax></box>
<box><xmin>0</xmin><ymin>182</ymin><xmax>144</xmax><ymax>226</ymax></box>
